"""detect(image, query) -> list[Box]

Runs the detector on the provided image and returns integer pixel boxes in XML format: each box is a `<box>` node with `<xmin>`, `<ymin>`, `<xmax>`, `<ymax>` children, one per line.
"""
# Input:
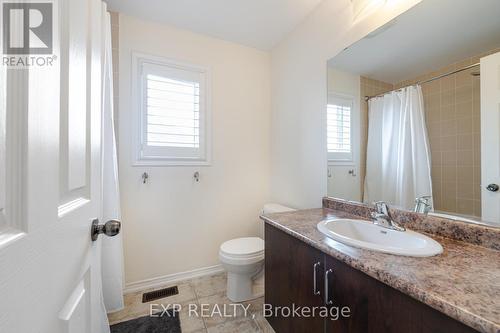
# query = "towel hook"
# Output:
<box><xmin>142</xmin><ymin>172</ymin><xmax>149</xmax><ymax>184</ymax></box>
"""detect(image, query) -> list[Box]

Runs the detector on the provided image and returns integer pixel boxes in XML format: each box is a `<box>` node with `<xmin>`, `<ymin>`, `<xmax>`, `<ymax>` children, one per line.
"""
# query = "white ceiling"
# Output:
<box><xmin>104</xmin><ymin>0</ymin><xmax>324</xmax><ymax>51</ymax></box>
<box><xmin>328</xmin><ymin>0</ymin><xmax>500</xmax><ymax>84</ymax></box>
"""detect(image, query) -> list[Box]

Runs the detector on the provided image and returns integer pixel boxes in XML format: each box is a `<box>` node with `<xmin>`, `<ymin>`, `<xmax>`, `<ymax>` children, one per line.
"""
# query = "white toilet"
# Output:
<box><xmin>219</xmin><ymin>203</ymin><xmax>295</xmax><ymax>302</ymax></box>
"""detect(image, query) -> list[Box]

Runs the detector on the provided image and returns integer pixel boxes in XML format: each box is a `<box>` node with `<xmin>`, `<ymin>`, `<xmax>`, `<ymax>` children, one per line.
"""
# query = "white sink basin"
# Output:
<box><xmin>317</xmin><ymin>219</ymin><xmax>443</xmax><ymax>257</ymax></box>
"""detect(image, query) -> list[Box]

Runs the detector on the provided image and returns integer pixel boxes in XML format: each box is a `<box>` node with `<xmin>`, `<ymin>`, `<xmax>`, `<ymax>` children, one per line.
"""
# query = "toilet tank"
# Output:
<box><xmin>262</xmin><ymin>203</ymin><xmax>295</xmax><ymax>215</ymax></box>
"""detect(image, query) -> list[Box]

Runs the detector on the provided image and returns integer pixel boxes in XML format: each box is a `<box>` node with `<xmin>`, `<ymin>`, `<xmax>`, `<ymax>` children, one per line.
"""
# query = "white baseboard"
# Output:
<box><xmin>123</xmin><ymin>264</ymin><xmax>225</xmax><ymax>294</ymax></box>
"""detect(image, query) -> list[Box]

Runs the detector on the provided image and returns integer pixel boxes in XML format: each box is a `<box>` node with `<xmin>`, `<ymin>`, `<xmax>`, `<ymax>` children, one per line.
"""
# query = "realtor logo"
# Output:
<box><xmin>2</xmin><ymin>2</ymin><xmax>53</xmax><ymax>54</ymax></box>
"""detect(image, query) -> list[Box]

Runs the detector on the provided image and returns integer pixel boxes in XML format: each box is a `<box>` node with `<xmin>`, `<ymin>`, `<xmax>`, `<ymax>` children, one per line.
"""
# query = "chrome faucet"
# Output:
<box><xmin>371</xmin><ymin>201</ymin><xmax>406</xmax><ymax>232</ymax></box>
<box><xmin>414</xmin><ymin>196</ymin><xmax>432</xmax><ymax>215</ymax></box>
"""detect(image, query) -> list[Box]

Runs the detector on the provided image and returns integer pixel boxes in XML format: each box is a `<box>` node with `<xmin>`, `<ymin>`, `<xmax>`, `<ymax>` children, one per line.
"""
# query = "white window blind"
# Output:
<box><xmin>134</xmin><ymin>55</ymin><xmax>211</xmax><ymax>165</ymax></box>
<box><xmin>146</xmin><ymin>74</ymin><xmax>200</xmax><ymax>148</ymax></box>
<box><xmin>327</xmin><ymin>96</ymin><xmax>353</xmax><ymax>161</ymax></box>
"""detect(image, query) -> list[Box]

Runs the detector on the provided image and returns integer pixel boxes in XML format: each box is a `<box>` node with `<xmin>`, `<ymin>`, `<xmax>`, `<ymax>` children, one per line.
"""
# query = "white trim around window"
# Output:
<box><xmin>131</xmin><ymin>52</ymin><xmax>212</xmax><ymax>166</ymax></box>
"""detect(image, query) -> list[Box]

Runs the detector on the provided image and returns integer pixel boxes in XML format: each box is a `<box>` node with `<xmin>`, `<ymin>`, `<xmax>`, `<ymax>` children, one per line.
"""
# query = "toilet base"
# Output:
<box><xmin>226</xmin><ymin>272</ymin><xmax>254</xmax><ymax>302</ymax></box>
<box><xmin>219</xmin><ymin>237</ymin><xmax>265</xmax><ymax>302</ymax></box>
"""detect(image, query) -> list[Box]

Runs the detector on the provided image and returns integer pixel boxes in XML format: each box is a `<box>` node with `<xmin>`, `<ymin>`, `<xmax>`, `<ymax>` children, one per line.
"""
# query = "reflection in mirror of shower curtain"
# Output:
<box><xmin>363</xmin><ymin>85</ymin><xmax>433</xmax><ymax>210</ymax></box>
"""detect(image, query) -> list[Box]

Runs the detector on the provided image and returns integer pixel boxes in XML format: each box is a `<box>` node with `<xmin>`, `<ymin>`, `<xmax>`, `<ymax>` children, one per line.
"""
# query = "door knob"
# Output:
<box><xmin>91</xmin><ymin>219</ymin><xmax>121</xmax><ymax>241</ymax></box>
<box><xmin>486</xmin><ymin>184</ymin><xmax>499</xmax><ymax>192</ymax></box>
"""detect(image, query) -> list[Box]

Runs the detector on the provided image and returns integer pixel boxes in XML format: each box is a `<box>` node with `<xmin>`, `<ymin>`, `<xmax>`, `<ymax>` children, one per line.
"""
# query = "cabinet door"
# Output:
<box><xmin>324</xmin><ymin>256</ymin><xmax>478</xmax><ymax>333</ymax></box>
<box><xmin>265</xmin><ymin>224</ymin><xmax>325</xmax><ymax>333</ymax></box>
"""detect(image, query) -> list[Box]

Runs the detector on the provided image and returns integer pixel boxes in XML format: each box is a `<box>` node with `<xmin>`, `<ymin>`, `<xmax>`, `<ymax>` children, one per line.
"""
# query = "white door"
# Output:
<box><xmin>481</xmin><ymin>51</ymin><xmax>500</xmax><ymax>224</ymax></box>
<box><xmin>0</xmin><ymin>0</ymin><xmax>110</xmax><ymax>332</ymax></box>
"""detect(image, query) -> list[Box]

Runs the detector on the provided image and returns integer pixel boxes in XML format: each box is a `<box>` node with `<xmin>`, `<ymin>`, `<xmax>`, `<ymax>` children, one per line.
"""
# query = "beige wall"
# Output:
<box><xmin>394</xmin><ymin>48</ymin><xmax>500</xmax><ymax>217</ymax></box>
<box><xmin>117</xmin><ymin>14</ymin><xmax>271</xmax><ymax>284</ymax></box>
<box><xmin>112</xmin><ymin>0</ymin><xmax>422</xmax><ymax>284</ymax></box>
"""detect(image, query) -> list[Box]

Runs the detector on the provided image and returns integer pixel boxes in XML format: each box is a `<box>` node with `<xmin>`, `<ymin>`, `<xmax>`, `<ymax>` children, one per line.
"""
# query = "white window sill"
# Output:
<box><xmin>328</xmin><ymin>160</ymin><xmax>355</xmax><ymax>166</ymax></box>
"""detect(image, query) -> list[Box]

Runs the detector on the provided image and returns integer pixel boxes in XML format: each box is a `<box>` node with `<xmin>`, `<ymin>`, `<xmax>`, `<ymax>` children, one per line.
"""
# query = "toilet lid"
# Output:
<box><xmin>220</xmin><ymin>237</ymin><xmax>264</xmax><ymax>257</ymax></box>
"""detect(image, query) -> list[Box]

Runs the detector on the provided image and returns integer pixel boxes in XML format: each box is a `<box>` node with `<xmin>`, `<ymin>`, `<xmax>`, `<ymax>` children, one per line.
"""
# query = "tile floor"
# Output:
<box><xmin>108</xmin><ymin>272</ymin><xmax>275</xmax><ymax>333</ymax></box>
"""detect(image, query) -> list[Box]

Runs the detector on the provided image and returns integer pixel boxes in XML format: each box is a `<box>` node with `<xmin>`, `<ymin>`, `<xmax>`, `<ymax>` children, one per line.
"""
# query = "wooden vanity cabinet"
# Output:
<box><xmin>265</xmin><ymin>222</ymin><xmax>325</xmax><ymax>332</ymax></box>
<box><xmin>265</xmin><ymin>224</ymin><xmax>478</xmax><ymax>333</ymax></box>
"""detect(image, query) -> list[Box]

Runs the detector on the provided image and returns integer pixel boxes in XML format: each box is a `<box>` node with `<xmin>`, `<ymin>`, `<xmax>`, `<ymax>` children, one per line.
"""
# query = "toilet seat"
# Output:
<box><xmin>219</xmin><ymin>237</ymin><xmax>264</xmax><ymax>265</ymax></box>
<box><xmin>220</xmin><ymin>237</ymin><xmax>264</xmax><ymax>256</ymax></box>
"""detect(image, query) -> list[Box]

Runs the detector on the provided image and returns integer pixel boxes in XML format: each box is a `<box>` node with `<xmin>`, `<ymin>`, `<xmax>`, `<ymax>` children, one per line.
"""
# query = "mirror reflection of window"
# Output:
<box><xmin>327</xmin><ymin>97</ymin><xmax>352</xmax><ymax>162</ymax></box>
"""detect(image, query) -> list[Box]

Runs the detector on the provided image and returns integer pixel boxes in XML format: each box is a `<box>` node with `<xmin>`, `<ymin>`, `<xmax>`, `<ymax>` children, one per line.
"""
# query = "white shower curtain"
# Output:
<box><xmin>363</xmin><ymin>85</ymin><xmax>433</xmax><ymax>210</ymax></box>
<box><xmin>101</xmin><ymin>10</ymin><xmax>125</xmax><ymax>313</ymax></box>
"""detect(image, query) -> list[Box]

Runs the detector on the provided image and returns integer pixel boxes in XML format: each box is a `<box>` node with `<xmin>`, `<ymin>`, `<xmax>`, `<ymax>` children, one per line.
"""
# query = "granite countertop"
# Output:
<box><xmin>260</xmin><ymin>208</ymin><xmax>500</xmax><ymax>333</ymax></box>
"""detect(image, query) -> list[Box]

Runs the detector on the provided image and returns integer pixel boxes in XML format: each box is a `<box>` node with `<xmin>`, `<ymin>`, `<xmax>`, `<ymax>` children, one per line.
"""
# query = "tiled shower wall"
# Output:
<box><xmin>393</xmin><ymin>48</ymin><xmax>500</xmax><ymax>217</ymax></box>
<box><xmin>420</xmin><ymin>63</ymin><xmax>481</xmax><ymax>217</ymax></box>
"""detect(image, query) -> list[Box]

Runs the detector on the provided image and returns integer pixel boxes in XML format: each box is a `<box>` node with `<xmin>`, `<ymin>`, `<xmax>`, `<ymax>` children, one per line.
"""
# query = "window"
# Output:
<box><xmin>133</xmin><ymin>54</ymin><xmax>211</xmax><ymax>165</ymax></box>
<box><xmin>327</xmin><ymin>96</ymin><xmax>353</xmax><ymax>161</ymax></box>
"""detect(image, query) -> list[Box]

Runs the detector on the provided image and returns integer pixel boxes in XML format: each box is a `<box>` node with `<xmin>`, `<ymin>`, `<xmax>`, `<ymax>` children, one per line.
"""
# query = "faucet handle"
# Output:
<box><xmin>373</xmin><ymin>201</ymin><xmax>389</xmax><ymax>215</ymax></box>
<box><xmin>415</xmin><ymin>195</ymin><xmax>432</xmax><ymax>203</ymax></box>
<box><xmin>415</xmin><ymin>195</ymin><xmax>433</xmax><ymax>214</ymax></box>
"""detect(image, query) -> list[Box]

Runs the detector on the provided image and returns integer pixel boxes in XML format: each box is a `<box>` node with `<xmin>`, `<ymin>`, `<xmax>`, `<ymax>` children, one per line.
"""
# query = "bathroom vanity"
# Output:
<box><xmin>261</xmin><ymin>199</ymin><xmax>500</xmax><ymax>333</ymax></box>
<box><xmin>263</xmin><ymin>1</ymin><xmax>500</xmax><ymax>332</ymax></box>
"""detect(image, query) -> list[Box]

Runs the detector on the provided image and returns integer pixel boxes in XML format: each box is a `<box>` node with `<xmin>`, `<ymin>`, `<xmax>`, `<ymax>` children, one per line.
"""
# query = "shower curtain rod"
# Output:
<box><xmin>364</xmin><ymin>62</ymin><xmax>480</xmax><ymax>101</ymax></box>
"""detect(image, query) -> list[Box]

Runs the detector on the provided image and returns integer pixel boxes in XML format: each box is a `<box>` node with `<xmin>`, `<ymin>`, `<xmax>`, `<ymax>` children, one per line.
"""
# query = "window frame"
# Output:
<box><xmin>327</xmin><ymin>93</ymin><xmax>355</xmax><ymax>164</ymax></box>
<box><xmin>131</xmin><ymin>52</ymin><xmax>212</xmax><ymax>166</ymax></box>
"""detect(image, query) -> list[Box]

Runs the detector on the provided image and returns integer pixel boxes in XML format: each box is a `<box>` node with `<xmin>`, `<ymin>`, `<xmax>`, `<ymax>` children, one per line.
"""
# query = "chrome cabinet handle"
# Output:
<box><xmin>313</xmin><ymin>262</ymin><xmax>321</xmax><ymax>295</ymax></box>
<box><xmin>324</xmin><ymin>268</ymin><xmax>333</xmax><ymax>305</ymax></box>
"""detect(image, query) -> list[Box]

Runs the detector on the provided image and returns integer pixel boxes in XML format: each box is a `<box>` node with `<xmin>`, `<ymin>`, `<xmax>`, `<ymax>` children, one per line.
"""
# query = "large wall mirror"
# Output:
<box><xmin>326</xmin><ymin>0</ymin><xmax>500</xmax><ymax>227</ymax></box>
